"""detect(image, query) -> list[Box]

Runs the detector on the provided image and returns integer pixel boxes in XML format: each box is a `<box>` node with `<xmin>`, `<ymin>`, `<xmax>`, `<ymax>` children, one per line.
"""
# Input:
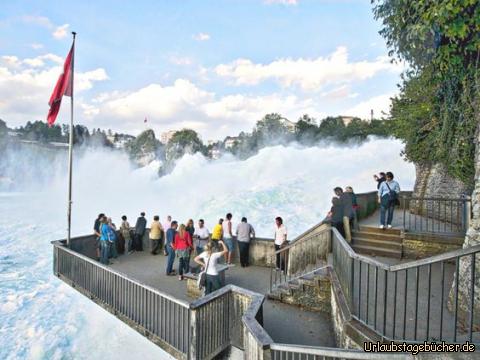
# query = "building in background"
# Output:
<box><xmin>224</xmin><ymin>136</ymin><xmax>239</xmax><ymax>149</ymax></box>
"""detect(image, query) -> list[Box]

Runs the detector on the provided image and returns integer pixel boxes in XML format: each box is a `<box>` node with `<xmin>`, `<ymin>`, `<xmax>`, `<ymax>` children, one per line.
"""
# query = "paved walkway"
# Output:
<box><xmin>110</xmin><ymin>251</ymin><xmax>336</xmax><ymax>347</ymax></box>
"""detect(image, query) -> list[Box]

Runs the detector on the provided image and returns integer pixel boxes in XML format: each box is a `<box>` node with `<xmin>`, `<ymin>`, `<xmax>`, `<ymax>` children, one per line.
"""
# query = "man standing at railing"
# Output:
<box><xmin>274</xmin><ymin>217</ymin><xmax>288</xmax><ymax>271</ymax></box>
<box><xmin>378</xmin><ymin>172</ymin><xmax>400</xmax><ymax>229</ymax></box>
<box><xmin>134</xmin><ymin>212</ymin><xmax>147</xmax><ymax>251</ymax></box>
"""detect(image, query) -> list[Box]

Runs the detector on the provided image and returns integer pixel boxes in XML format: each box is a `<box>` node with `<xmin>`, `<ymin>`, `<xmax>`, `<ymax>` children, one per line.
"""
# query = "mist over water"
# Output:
<box><xmin>0</xmin><ymin>137</ymin><xmax>415</xmax><ymax>359</ymax></box>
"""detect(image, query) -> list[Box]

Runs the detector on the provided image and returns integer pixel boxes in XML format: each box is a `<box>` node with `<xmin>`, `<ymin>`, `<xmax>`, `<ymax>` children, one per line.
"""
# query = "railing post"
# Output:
<box><xmin>188</xmin><ymin>308</ymin><xmax>197</xmax><ymax>360</ymax></box>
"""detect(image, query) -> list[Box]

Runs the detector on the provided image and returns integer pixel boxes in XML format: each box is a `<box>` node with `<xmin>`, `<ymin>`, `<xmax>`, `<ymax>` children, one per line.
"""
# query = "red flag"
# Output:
<box><xmin>47</xmin><ymin>43</ymin><xmax>74</xmax><ymax>126</ymax></box>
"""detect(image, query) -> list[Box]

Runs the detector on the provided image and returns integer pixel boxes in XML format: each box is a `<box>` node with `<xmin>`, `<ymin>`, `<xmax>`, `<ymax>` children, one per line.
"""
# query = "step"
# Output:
<box><xmin>353</xmin><ymin>237</ymin><xmax>402</xmax><ymax>251</ymax></box>
<box><xmin>352</xmin><ymin>244</ymin><xmax>402</xmax><ymax>259</ymax></box>
<box><xmin>352</xmin><ymin>230</ymin><xmax>402</xmax><ymax>242</ymax></box>
<box><xmin>358</xmin><ymin>226</ymin><xmax>402</xmax><ymax>236</ymax></box>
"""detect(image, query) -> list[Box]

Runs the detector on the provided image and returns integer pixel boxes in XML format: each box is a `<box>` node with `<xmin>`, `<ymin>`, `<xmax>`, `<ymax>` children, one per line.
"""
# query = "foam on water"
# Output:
<box><xmin>0</xmin><ymin>137</ymin><xmax>414</xmax><ymax>359</ymax></box>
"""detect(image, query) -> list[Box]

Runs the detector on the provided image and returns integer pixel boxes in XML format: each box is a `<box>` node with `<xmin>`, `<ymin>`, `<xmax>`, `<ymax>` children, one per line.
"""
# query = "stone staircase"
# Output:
<box><xmin>351</xmin><ymin>226</ymin><xmax>402</xmax><ymax>259</ymax></box>
<box><xmin>267</xmin><ymin>264</ymin><xmax>331</xmax><ymax>312</ymax></box>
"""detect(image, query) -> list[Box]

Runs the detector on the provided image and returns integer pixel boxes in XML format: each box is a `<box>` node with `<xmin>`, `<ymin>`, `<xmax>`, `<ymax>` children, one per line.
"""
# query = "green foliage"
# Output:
<box><xmin>165</xmin><ymin>129</ymin><xmax>206</xmax><ymax>161</ymax></box>
<box><xmin>17</xmin><ymin>121</ymin><xmax>65</xmax><ymax>142</ymax></box>
<box><xmin>373</xmin><ymin>0</ymin><xmax>480</xmax><ymax>184</ymax></box>
<box><xmin>126</xmin><ymin>129</ymin><xmax>160</xmax><ymax>160</ymax></box>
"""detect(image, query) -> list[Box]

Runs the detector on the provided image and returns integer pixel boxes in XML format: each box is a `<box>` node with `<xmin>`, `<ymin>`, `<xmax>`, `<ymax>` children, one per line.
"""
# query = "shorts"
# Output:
<box><xmin>224</xmin><ymin>237</ymin><xmax>234</xmax><ymax>252</ymax></box>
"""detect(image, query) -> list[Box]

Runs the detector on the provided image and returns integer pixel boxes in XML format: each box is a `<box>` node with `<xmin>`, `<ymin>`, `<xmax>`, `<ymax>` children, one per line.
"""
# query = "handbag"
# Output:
<box><xmin>197</xmin><ymin>254</ymin><xmax>211</xmax><ymax>290</ymax></box>
<box><xmin>385</xmin><ymin>182</ymin><xmax>400</xmax><ymax>206</ymax></box>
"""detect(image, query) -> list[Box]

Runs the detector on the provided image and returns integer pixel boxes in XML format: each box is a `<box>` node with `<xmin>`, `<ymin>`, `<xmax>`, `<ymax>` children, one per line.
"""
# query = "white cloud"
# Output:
<box><xmin>215</xmin><ymin>46</ymin><xmax>401</xmax><ymax>91</ymax></box>
<box><xmin>169</xmin><ymin>56</ymin><xmax>193</xmax><ymax>66</ymax></box>
<box><xmin>192</xmin><ymin>33</ymin><xmax>210</xmax><ymax>41</ymax></box>
<box><xmin>52</xmin><ymin>24</ymin><xmax>70</xmax><ymax>39</ymax></box>
<box><xmin>30</xmin><ymin>43</ymin><xmax>44</xmax><ymax>50</ymax></box>
<box><xmin>85</xmin><ymin>79</ymin><xmax>324</xmax><ymax>139</ymax></box>
<box><xmin>21</xmin><ymin>15</ymin><xmax>70</xmax><ymax>40</ymax></box>
<box><xmin>344</xmin><ymin>94</ymin><xmax>395</xmax><ymax>120</ymax></box>
<box><xmin>0</xmin><ymin>53</ymin><xmax>108</xmax><ymax>126</ymax></box>
<box><xmin>264</xmin><ymin>0</ymin><xmax>298</xmax><ymax>4</ymax></box>
<box><xmin>21</xmin><ymin>15</ymin><xmax>53</xmax><ymax>28</ymax></box>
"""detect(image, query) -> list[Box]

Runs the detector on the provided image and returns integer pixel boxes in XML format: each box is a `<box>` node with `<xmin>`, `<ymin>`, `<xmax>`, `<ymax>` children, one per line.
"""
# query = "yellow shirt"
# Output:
<box><xmin>149</xmin><ymin>221</ymin><xmax>163</xmax><ymax>240</ymax></box>
<box><xmin>211</xmin><ymin>224</ymin><xmax>223</xmax><ymax>240</ymax></box>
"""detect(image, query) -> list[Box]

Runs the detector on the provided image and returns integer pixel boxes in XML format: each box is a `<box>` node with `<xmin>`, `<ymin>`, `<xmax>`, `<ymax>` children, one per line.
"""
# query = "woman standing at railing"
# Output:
<box><xmin>194</xmin><ymin>241</ymin><xmax>228</xmax><ymax>295</ymax></box>
<box><xmin>173</xmin><ymin>224</ymin><xmax>193</xmax><ymax>281</ymax></box>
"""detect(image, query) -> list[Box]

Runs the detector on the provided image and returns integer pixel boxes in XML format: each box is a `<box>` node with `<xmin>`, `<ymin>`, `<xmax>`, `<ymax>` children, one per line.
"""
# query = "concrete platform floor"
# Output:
<box><xmin>110</xmin><ymin>250</ymin><xmax>336</xmax><ymax>347</ymax></box>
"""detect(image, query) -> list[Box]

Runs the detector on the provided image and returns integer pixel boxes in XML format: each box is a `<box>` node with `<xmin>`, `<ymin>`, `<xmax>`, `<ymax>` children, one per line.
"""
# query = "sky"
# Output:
<box><xmin>0</xmin><ymin>0</ymin><xmax>404</xmax><ymax>141</ymax></box>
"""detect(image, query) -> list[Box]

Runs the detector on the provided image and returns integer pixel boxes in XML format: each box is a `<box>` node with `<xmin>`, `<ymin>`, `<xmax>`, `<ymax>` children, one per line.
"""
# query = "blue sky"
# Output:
<box><xmin>0</xmin><ymin>0</ymin><xmax>403</xmax><ymax>140</ymax></box>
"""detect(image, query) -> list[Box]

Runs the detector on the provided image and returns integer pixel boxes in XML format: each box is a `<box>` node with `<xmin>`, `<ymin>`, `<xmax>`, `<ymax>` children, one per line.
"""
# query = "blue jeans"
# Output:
<box><xmin>178</xmin><ymin>257</ymin><xmax>190</xmax><ymax>276</ymax></box>
<box><xmin>380</xmin><ymin>195</ymin><xmax>395</xmax><ymax>226</ymax></box>
<box><xmin>109</xmin><ymin>240</ymin><xmax>118</xmax><ymax>258</ymax></box>
<box><xmin>100</xmin><ymin>241</ymin><xmax>110</xmax><ymax>265</ymax></box>
<box><xmin>205</xmin><ymin>274</ymin><xmax>222</xmax><ymax>295</ymax></box>
<box><xmin>166</xmin><ymin>245</ymin><xmax>175</xmax><ymax>274</ymax></box>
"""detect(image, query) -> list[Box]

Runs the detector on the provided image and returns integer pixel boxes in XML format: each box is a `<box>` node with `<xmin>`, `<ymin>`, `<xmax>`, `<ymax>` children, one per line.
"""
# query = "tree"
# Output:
<box><xmin>254</xmin><ymin>113</ymin><xmax>292</xmax><ymax>146</ymax></box>
<box><xmin>372</xmin><ymin>0</ymin><xmax>479</xmax><ymax>184</ymax></box>
<box><xmin>295</xmin><ymin>114</ymin><xmax>318</xmax><ymax>143</ymax></box>
<box><xmin>165</xmin><ymin>129</ymin><xmax>206</xmax><ymax>161</ymax></box>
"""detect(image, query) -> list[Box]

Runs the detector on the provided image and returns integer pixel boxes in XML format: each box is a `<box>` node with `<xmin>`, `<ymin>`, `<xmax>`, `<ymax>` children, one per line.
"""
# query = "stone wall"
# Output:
<box><xmin>455</xmin><ymin>122</ymin><xmax>480</xmax><ymax>327</ymax></box>
<box><xmin>413</xmin><ymin>162</ymin><xmax>470</xmax><ymax>199</ymax></box>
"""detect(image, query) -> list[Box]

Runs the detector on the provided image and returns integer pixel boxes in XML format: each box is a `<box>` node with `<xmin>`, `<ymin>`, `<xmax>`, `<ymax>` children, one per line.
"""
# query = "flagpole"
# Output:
<box><xmin>67</xmin><ymin>31</ymin><xmax>76</xmax><ymax>247</ymax></box>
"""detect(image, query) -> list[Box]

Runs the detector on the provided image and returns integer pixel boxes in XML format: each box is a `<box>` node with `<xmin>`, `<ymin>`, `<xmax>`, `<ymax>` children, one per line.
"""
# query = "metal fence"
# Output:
<box><xmin>270</xmin><ymin>344</ymin><xmax>412</xmax><ymax>360</ymax></box>
<box><xmin>401</xmin><ymin>196</ymin><xmax>471</xmax><ymax>234</ymax></box>
<box><xmin>53</xmin><ymin>241</ymin><xmax>191</xmax><ymax>358</ymax></box>
<box><xmin>331</xmin><ymin>229</ymin><xmax>480</xmax><ymax>345</ymax></box>
<box><xmin>270</xmin><ymin>228</ymin><xmax>330</xmax><ymax>292</ymax></box>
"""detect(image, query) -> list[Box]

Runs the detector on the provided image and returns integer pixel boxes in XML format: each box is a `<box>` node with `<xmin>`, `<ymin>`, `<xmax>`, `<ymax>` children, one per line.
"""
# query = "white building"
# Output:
<box><xmin>280</xmin><ymin>118</ymin><xmax>296</xmax><ymax>133</ymax></box>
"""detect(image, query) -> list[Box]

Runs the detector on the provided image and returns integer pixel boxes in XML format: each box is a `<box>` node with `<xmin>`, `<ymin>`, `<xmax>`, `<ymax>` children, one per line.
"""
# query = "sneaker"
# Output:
<box><xmin>387</xmin><ymin>225</ymin><xmax>392</xmax><ymax>229</ymax></box>
<box><xmin>379</xmin><ymin>225</ymin><xmax>385</xmax><ymax>229</ymax></box>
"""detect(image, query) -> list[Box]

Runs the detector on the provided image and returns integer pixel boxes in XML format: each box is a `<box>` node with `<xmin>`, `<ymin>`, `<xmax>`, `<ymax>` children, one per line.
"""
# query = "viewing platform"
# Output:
<box><xmin>51</xmin><ymin>191</ymin><xmax>480</xmax><ymax>359</ymax></box>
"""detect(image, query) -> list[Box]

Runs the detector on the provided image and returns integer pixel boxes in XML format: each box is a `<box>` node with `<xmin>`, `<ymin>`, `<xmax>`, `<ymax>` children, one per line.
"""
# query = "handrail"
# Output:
<box><xmin>331</xmin><ymin>228</ymin><xmax>480</xmax><ymax>272</ymax></box>
<box><xmin>270</xmin><ymin>344</ymin><xmax>411</xmax><ymax>359</ymax></box>
<box><xmin>52</xmin><ymin>240</ymin><xmax>189</xmax><ymax>307</ymax></box>
<box><xmin>273</xmin><ymin>227</ymin><xmax>329</xmax><ymax>254</ymax></box>
<box><xmin>401</xmin><ymin>195</ymin><xmax>471</xmax><ymax>201</ymax></box>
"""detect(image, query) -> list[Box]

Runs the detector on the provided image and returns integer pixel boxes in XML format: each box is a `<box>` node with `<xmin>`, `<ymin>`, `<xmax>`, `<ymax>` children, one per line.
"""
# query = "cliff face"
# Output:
<box><xmin>413</xmin><ymin>162</ymin><xmax>470</xmax><ymax>199</ymax></box>
<box><xmin>455</xmin><ymin>122</ymin><xmax>480</xmax><ymax>325</ymax></box>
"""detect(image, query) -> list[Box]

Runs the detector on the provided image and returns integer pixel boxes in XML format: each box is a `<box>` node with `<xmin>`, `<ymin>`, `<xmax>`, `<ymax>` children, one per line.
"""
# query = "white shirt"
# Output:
<box><xmin>274</xmin><ymin>224</ymin><xmax>288</xmax><ymax>245</ymax></box>
<box><xmin>199</xmin><ymin>252</ymin><xmax>223</xmax><ymax>275</ymax></box>
<box><xmin>194</xmin><ymin>227</ymin><xmax>210</xmax><ymax>239</ymax></box>
<box><xmin>163</xmin><ymin>221</ymin><xmax>171</xmax><ymax>232</ymax></box>
<box><xmin>223</xmin><ymin>220</ymin><xmax>233</xmax><ymax>239</ymax></box>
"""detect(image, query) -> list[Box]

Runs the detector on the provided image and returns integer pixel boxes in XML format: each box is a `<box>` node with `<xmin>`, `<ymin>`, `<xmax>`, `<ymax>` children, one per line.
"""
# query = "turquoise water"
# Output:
<box><xmin>0</xmin><ymin>138</ymin><xmax>415</xmax><ymax>359</ymax></box>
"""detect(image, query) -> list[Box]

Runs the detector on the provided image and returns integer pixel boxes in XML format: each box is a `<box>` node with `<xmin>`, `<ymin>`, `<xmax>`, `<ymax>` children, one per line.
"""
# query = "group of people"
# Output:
<box><xmin>324</xmin><ymin>186</ymin><xmax>358</xmax><ymax>242</ymax></box>
<box><xmin>324</xmin><ymin>171</ymin><xmax>401</xmax><ymax>239</ymax></box>
<box><xmin>93</xmin><ymin>212</ymin><xmax>271</xmax><ymax>294</ymax></box>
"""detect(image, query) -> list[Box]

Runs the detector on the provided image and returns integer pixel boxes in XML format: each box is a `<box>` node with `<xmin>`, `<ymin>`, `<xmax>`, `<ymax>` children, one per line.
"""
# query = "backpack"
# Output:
<box><xmin>386</xmin><ymin>182</ymin><xmax>400</xmax><ymax>206</ymax></box>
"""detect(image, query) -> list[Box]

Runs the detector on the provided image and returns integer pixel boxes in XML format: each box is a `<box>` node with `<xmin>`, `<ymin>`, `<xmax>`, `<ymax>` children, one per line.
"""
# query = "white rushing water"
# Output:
<box><xmin>0</xmin><ymin>138</ymin><xmax>415</xmax><ymax>359</ymax></box>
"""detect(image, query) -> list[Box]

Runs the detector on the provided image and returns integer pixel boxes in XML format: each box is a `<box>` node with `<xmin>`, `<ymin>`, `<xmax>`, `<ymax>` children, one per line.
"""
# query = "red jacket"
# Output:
<box><xmin>173</xmin><ymin>232</ymin><xmax>192</xmax><ymax>250</ymax></box>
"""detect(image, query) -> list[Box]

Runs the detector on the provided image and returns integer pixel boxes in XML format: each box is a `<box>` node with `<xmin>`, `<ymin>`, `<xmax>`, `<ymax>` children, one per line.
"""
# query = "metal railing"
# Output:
<box><xmin>331</xmin><ymin>228</ymin><xmax>480</xmax><ymax>344</ymax></box>
<box><xmin>53</xmin><ymin>238</ymin><xmax>273</xmax><ymax>359</ymax></box>
<box><xmin>269</xmin><ymin>228</ymin><xmax>330</xmax><ymax>292</ymax></box>
<box><xmin>53</xmin><ymin>240</ymin><xmax>191</xmax><ymax>358</ymax></box>
<box><xmin>401</xmin><ymin>196</ymin><xmax>471</xmax><ymax>235</ymax></box>
<box><xmin>270</xmin><ymin>344</ymin><xmax>411</xmax><ymax>359</ymax></box>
